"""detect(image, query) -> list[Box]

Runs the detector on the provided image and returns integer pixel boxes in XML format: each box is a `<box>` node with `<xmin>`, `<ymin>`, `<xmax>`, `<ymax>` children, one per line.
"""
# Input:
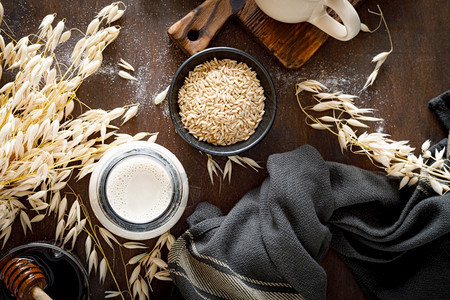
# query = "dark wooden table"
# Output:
<box><xmin>1</xmin><ymin>0</ymin><xmax>448</xmax><ymax>299</ymax></box>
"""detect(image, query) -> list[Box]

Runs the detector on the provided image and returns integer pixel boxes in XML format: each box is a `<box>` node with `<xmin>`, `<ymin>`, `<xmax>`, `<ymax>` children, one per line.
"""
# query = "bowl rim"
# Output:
<box><xmin>168</xmin><ymin>46</ymin><xmax>277</xmax><ymax>156</ymax></box>
<box><xmin>0</xmin><ymin>242</ymin><xmax>91</xmax><ymax>300</ymax></box>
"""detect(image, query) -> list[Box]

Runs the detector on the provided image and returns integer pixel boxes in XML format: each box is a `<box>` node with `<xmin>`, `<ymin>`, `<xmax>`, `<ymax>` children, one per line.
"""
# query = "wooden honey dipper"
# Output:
<box><xmin>0</xmin><ymin>257</ymin><xmax>52</xmax><ymax>300</ymax></box>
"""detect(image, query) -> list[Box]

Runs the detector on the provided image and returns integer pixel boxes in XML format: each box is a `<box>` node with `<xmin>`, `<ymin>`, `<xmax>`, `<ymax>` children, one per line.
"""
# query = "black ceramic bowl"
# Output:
<box><xmin>0</xmin><ymin>242</ymin><xmax>89</xmax><ymax>300</ymax></box>
<box><xmin>168</xmin><ymin>47</ymin><xmax>276</xmax><ymax>156</ymax></box>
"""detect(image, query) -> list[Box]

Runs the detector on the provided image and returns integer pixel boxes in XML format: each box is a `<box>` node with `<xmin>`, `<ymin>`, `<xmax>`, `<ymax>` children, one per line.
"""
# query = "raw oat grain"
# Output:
<box><xmin>178</xmin><ymin>58</ymin><xmax>265</xmax><ymax>146</ymax></box>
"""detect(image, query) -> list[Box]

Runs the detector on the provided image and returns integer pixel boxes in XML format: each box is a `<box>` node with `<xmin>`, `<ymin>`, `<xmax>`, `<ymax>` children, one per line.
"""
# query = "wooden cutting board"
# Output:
<box><xmin>168</xmin><ymin>0</ymin><xmax>362</xmax><ymax>69</ymax></box>
<box><xmin>236</xmin><ymin>0</ymin><xmax>362</xmax><ymax>69</ymax></box>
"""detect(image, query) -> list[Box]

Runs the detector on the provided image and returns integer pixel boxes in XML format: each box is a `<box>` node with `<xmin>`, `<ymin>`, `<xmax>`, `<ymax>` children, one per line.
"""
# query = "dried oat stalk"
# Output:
<box><xmin>361</xmin><ymin>5</ymin><xmax>393</xmax><ymax>91</ymax></box>
<box><xmin>207</xmin><ymin>154</ymin><xmax>261</xmax><ymax>184</ymax></box>
<box><xmin>74</xmin><ymin>196</ymin><xmax>175</xmax><ymax>300</ymax></box>
<box><xmin>76</xmin><ymin>199</ymin><xmax>124</xmax><ymax>298</ymax></box>
<box><xmin>106</xmin><ymin>231</ymin><xmax>176</xmax><ymax>300</ymax></box>
<box><xmin>296</xmin><ymin>79</ymin><xmax>450</xmax><ymax>195</ymax></box>
<box><xmin>0</xmin><ymin>1</ymin><xmax>148</xmax><ymax>248</ymax></box>
<box><xmin>0</xmin><ymin>2</ymin><xmax>171</xmax><ymax>299</ymax></box>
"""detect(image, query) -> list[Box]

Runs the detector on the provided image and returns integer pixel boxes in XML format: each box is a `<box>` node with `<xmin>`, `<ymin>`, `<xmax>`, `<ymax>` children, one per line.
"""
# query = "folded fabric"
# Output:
<box><xmin>429</xmin><ymin>90</ymin><xmax>450</xmax><ymax>130</ymax></box>
<box><xmin>168</xmin><ymin>145</ymin><xmax>450</xmax><ymax>299</ymax></box>
<box><xmin>168</xmin><ymin>92</ymin><xmax>450</xmax><ymax>300</ymax></box>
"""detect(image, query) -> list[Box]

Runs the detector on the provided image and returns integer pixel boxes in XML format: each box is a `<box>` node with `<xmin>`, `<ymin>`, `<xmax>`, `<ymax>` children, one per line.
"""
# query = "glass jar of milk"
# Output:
<box><xmin>89</xmin><ymin>141</ymin><xmax>188</xmax><ymax>240</ymax></box>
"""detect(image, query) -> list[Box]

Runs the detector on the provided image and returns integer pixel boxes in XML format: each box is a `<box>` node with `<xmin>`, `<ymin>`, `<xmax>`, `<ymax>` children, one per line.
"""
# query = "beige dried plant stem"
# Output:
<box><xmin>361</xmin><ymin>5</ymin><xmax>393</xmax><ymax>91</ymax></box>
<box><xmin>0</xmin><ymin>2</ymin><xmax>149</xmax><ymax>248</ymax></box>
<box><xmin>207</xmin><ymin>154</ymin><xmax>262</xmax><ymax>184</ymax></box>
<box><xmin>104</xmin><ymin>230</ymin><xmax>176</xmax><ymax>300</ymax></box>
<box><xmin>0</xmin><ymin>2</ymin><xmax>173</xmax><ymax>300</ymax></box>
<box><xmin>296</xmin><ymin>80</ymin><xmax>450</xmax><ymax>195</ymax></box>
<box><xmin>78</xmin><ymin>198</ymin><xmax>125</xmax><ymax>300</ymax></box>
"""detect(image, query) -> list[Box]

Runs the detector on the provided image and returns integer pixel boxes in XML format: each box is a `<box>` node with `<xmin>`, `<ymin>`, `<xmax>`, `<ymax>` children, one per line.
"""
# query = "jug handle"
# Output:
<box><xmin>309</xmin><ymin>0</ymin><xmax>360</xmax><ymax>41</ymax></box>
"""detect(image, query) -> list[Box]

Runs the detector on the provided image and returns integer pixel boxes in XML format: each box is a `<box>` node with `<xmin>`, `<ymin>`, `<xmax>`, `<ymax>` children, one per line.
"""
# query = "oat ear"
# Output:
<box><xmin>361</xmin><ymin>6</ymin><xmax>393</xmax><ymax>91</ymax></box>
<box><xmin>297</xmin><ymin>79</ymin><xmax>450</xmax><ymax>193</ymax></box>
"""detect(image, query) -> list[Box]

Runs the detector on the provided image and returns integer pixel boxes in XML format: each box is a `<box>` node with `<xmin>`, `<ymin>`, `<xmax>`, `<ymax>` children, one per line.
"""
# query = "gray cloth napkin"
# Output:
<box><xmin>429</xmin><ymin>91</ymin><xmax>450</xmax><ymax>130</ymax></box>
<box><xmin>168</xmin><ymin>92</ymin><xmax>450</xmax><ymax>300</ymax></box>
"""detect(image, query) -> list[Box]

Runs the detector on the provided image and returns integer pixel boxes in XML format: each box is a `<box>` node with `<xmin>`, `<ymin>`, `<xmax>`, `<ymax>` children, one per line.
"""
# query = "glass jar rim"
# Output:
<box><xmin>89</xmin><ymin>141</ymin><xmax>188</xmax><ymax>240</ymax></box>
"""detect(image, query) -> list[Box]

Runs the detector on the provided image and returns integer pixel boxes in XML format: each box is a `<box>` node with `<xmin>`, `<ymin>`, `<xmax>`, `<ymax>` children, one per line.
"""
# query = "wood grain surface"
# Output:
<box><xmin>236</xmin><ymin>0</ymin><xmax>363</xmax><ymax>69</ymax></box>
<box><xmin>168</xmin><ymin>0</ymin><xmax>235</xmax><ymax>55</ymax></box>
<box><xmin>0</xmin><ymin>0</ymin><xmax>448</xmax><ymax>299</ymax></box>
<box><xmin>168</xmin><ymin>0</ymin><xmax>363</xmax><ymax>69</ymax></box>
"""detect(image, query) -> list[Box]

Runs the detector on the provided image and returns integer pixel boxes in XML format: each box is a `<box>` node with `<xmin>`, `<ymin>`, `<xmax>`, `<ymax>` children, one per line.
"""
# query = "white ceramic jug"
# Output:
<box><xmin>254</xmin><ymin>0</ymin><xmax>361</xmax><ymax>41</ymax></box>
